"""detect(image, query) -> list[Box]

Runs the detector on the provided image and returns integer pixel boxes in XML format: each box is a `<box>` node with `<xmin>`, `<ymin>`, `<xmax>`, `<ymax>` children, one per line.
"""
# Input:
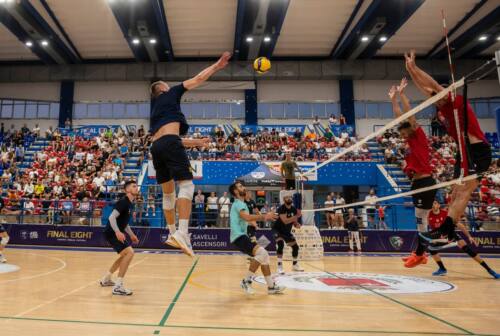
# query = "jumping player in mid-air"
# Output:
<box><xmin>100</xmin><ymin>181</ymin><xmax>140</xmax><ymax>295</ymax></box>
<box><xmin>150</xmin><ymin>51</ymin><xmax>231</xmax><ymax>257</ymax></box>
<box><xmin>273</xmin><ymin>194</ymin><xmax>304</xmax><ymax>274</ymax></box>
<box><xmin>402</xmin><ymin>51</ymin><xmax>498</xmax><ymax>278</ymax></box>
<box><xmin>229</xmin><ymin>182</ymin><xmax>285</xmax><ymax>295</ymax></box>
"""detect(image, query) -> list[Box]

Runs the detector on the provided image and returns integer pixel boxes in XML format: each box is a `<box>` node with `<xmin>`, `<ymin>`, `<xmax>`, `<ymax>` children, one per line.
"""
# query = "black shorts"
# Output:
<box><xmin>285</xmin><ymin>179</ymin><xmax>296</xmax><ymax>190</ymax></box>
<box><xmin>150</xmin><ymin>135</ymin><xmax>193</xmax><ymax>184</ymax></box>
<box><xmin>105</xmin><ymin>229</ymin><xmax>130</xmax><ymax>254</ymax></box>
<box><xmin>453</xmin><ymin>142</ymin><xmax>492</xmax><ymax>179</ymax></box>
<box><xmin>425</xmin><ymin>224</ymin><xmax>460</xmax><ymax>243</ymax></box>
<box><xmin>411</xmin><ymin>176</ymin><xmax>437</xmax><ymax>210</ymax></box>
<box><xmin>232</xmin><ymin>235</ymin><xmax>257</xmax><ymax>257</ymax></box>
<box><xmin>0</xmin><ymin>224</ymin><xmax>5</xmax><ymax>233</ymax></box>
<box><xmin>272</xmin><ymin>224</ymin><xmax>296</xmax><ymax>244</ymax></box>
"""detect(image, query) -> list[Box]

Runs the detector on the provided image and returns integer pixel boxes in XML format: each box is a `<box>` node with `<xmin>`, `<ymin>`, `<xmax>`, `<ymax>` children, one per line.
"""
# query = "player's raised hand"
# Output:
<box><xmin>215</xmin><ymin>51</ymin><xmax>231</xmax><ymax>70</ymax></box>
<box><xmin>397</xmin><ymin>77</ymin><xmax>408</xmax><ymax>94</ymax></box>
<box><xmin>130</xmin><ymin>233</ymin><xmax>139</xmax><ymax>244</ymax></box>
<box><xmin>388</xmin><ymin>85</ymin><xmax>397</xmax><ymax>100</ymax></box>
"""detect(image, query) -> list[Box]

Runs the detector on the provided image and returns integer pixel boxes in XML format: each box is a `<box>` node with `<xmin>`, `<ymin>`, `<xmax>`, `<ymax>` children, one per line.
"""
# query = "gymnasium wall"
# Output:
<box><xmin>0</xmin><ymin>82</ymin><xmax>60</xmax><ymax>101</ymax></box>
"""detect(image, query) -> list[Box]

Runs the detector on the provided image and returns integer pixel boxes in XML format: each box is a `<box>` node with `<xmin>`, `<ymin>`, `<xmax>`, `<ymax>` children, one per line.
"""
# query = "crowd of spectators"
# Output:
<box><xmin>1</xmin><ymin>123</ymin><xmax>149</xmax><ymax>225</ymax></box>
<box><xmin>187</xmin><ymin>126</ymin><xmax>371</xmax><ymax>162</ymax></box>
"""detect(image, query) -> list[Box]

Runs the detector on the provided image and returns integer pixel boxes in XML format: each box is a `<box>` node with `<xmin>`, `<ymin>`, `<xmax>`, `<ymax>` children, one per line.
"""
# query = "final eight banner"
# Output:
<box><xmin>4</xmin><ymin>225</ymin><xmax>500</xmax><ymax>253</ymax></box>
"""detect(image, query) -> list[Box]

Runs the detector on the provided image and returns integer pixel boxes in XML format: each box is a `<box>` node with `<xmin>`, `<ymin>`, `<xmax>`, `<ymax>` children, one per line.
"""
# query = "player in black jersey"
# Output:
<box><xmin>244</xmin><ymin>192</ymin><xmax>259</xmax><ymax>243</ymax></box>
<box><xmin>273</xmin><ymin>195</ymin><xmax>304</xmax><ymax>274</ymax></box>
<box><xmin>100</xmin><ymin>181</ymin><xmax>140</xmax><ymax>295</ymax></box>
<box><xmin>149</xmin><ymin>51</ymin><xmax>231</xmax><ymax>257</ymax></box>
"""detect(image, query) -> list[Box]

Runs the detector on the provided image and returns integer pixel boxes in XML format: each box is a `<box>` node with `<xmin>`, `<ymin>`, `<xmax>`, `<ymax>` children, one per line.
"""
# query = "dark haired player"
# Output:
<box><xmin>389</xmin><ymin>79</ymin><xmax>436</xmax><ymax>265</ymax></box>
<box><xmin>149</xmin><ymin>51</ymin><xmax>231</xmax><ymax>257</ymax></box>
<box><xmin>404</xmin><ymin>51</ymin><xmax>494</xmax><ymax>270</ymax></box>
<box><xmin>274</xmin><ymin>195</ymin><xmax>304</xmax><ymax>274</ymax></box>
<box><xmin>244</xmin><ymin>192</ymin><xmax>259</xmax><ymax>244</ymax></box>
<box><xmin>100</xmin><ymin>181</ymin><xmax>140</xmax><ymax>295</ymax></box>
<box><xmin>229</xmin><ymin>182</ymin><xmax>284</xmax><ymax>295</ymax></box>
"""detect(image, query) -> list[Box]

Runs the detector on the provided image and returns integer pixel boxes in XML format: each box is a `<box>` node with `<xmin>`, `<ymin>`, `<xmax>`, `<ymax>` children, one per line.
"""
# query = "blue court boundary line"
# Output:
<box><xmin>7</xmin><ymin>244</ymin><xmax>500</xmax><ymax>259</ymax></box>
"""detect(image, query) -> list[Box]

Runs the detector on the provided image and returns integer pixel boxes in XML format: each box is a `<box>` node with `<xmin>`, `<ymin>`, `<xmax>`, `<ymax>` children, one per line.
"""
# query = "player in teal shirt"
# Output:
<box><xmin>228</xmin><ymin>181</ymin><xmax>285</xmax><ymax>295</ymax></box>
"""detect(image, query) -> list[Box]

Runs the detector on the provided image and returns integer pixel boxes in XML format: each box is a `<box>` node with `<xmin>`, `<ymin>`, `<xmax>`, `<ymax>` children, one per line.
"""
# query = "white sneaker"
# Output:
<box><xmin>292</xmin><ymin>264</ymin><xmax>304</xmax><ymax>272</ymax></box>
<box><xmin>173</xmin><ymin>231</ymin><xmax>195</xmax><ymax>257</ymax></box>
<box><xmin>0</xmin><ymin>255</ymin><xmax>6</xmax><ymax>263</ymax></box>
<box><xmin>240</xmin><ymin>279</ymin><xmax>255</xmax><ymax>295</ymax></box>
<box><xmin>277</xmin><ymin>264</ymin><xmax>285</xmax><ymax>275</ymax></box>
<box><xmin>100</xmin><ymin>279</ymin><xmax>115</xmax><ymax>287</ymax></box>
<box><xmin>112</xmin><ymin>285</ymin><xmax>133</xmax><ymax>296</ymax></box>
<box><xmin>268</xmin><ymin>285</ymin><xmax>286</xmax><ymax>294</ymax></box>
<box><xmin>165</xmin><ymin>234</ymin><xmax>180</xmax><ymax>248</ymax></box>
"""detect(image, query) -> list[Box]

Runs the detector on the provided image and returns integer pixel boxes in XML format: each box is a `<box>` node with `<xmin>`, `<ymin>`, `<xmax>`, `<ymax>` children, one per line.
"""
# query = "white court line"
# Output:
<box><xmin>0</xmin><ymin>253</ymin><xmax>67</xmax><ymax>284</ymax></box>
<box><xmin>13</xmin><ymin>256</ymin><xmax>149</xmax><ymax>318</ymax></box>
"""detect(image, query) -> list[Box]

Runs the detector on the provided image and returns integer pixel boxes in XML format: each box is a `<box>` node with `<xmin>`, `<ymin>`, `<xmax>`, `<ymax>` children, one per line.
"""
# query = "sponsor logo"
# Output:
<box><xmin>251</xmin><ymin>172</ymin><xmax>266</xmax><ymax>179</ymax></box>
<box><xmin>389</xmin><ymin>236</ymin><xmax>404</xmax><ymax>250</ymax></box>
<box><xmin>254</xmin><ymin>272</ymin><xmax>455</xmax><ymax>294</ymax></box>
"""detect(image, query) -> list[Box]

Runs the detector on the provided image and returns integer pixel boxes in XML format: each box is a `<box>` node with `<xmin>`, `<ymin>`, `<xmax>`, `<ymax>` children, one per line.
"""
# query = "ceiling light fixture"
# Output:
<box><xmin>41</xmin><ymin>40</ymin><xmax>48</xmax><ymax>47</ymax></box>
<box><xmin>132</xmin><ymin>38</ymin><xmax>140</xmax><ymax>45</ymax></box>
<box><xmin>478</xmin><ymin>35</ymin><xmax>488</xmax><ymax>41</ymax></box>
<box><xmin>246</xmin><ymin>36</ymin><xmax>253</xmax><ymax>42</ymax></box>
<box><xmin>379</xmin><ymin>36</ymin><xmax>387</xmax><ymax>42</ymax></box>
<box><xmin>361</xmin><ymin>36</ymin><xmax>370</xmax><ymax>42</ymax></box>
<box><xmin>149</xmin><ymin>38</ymin><xmax>157</xmax><ymax>44</ymax></box>
<box><xmin>25</xmin><ymin>41</ymin><xmax>33</xmax><ymax>47</ymax></box>
<box><xmin>263</xmin><ymin>36</ymin><xmax>271</xmax><ymax>43</ymax></box>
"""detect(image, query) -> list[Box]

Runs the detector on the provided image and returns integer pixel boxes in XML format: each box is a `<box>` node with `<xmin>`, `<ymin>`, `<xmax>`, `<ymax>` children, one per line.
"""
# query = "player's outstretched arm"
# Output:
<box><xmin>124</xmin><ymin>225</ymin><xmax>139</xmax><ymax>244</ymax></box>
<box><xmin>404</xmin><ymin>50</ymin><xmax>444</xmax><ymax>97</ymax></box>
<box><xmin>389</xmin><ymin>85</ymin><xmax>402</xmax><ymax>118</ymax></box>
<box><xmin>397</xmin><ymin>78</ymin><xmax>417</xmax><ymax>127</ymax></box>
<box><xmin>183</xmin><ymin>52</ymin><xmax>231</xmax><ymax>90</ymax></box>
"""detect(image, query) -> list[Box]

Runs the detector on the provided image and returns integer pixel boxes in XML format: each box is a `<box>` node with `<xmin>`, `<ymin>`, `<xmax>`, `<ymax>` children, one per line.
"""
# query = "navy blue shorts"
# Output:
<box><xmin>150</xmin><ymin>135</ymin><xmax>193</xmax><ymax>184</ymax></box>
<box><xmin>105</xmin><ymin>229</ymin><xmax>130</xmax><ymax>254</ymax></box>
<box><xmin>232</xmin><ymin>235</ymin><xmax>257</xmax><ymax>257</ymax></box>
<box><xmin>272</xmin><ymin>224</ymin><xmax>296</xmax><ymax>244</ymax></box>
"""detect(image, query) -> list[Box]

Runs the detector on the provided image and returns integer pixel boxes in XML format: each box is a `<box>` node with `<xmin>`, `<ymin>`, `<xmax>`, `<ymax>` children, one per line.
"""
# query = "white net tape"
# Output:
<box><xmin>301</xmin><ymin>77</ymin><xmax>465</xmax><ymax>178</ymax></box>
<box><xmin>303</xmin><ymin>174</ymin><xmax>478</xmax><ymax>213</ymax></box>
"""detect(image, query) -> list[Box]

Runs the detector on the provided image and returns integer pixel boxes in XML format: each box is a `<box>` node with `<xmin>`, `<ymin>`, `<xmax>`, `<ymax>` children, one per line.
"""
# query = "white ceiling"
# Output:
<box><xmin>164</xmin><ymin>0</ymin><xmax>236</xmax><ymax>57</ymax></box>
<box><xmin>273</xmin><ymin>0</ymin><xmax>358</xmax><ymax>56</ymax></box>
<box><xmin>378</xmin><ymin>0</ymin><xmax>483</xmax><ymax>56</ymax></box>
<box><xmin>44</xmin><ymin>0</ymin><xmax>133</xmax><ymax>59</ymax></box>
<box><xmin>0</xmin><ymin>24</ymin><xmax>37</xmax><ymax>61</ymax></box>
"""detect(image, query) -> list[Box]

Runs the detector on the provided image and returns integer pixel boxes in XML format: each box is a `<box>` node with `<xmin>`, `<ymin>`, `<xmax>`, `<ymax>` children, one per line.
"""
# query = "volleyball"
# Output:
<box><xmin>253</xmin><ymin>57</ymin><xmax>271</xmax><ymax>74</ymax></box>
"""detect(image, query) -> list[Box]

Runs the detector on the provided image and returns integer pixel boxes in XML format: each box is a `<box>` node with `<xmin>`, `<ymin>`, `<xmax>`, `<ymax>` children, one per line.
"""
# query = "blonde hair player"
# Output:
<box><xmin>228</xmin><ymin>181</ymin><xmax>285</xmax><ymax>295</ymax></box>
<box><xmin>149</xmin><ymin>52</ymin><xmax>231</xmax><ymax>257</ymax></box>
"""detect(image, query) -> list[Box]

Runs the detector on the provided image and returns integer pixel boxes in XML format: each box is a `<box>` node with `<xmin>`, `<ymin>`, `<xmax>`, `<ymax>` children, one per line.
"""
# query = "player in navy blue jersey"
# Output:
<box><xmin>100</xmin><ymin>181</ymin><xmax>140</xmax><ymax>295</ymax></box>
<box><xmin>149</xmin><ymin>52</ymin><xmax>231</xmax><ymax>257</ymax></box>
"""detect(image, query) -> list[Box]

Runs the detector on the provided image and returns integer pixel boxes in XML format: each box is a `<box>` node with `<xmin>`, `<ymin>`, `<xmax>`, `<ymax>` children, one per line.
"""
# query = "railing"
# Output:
<box><xmin>186</xmin><ymin>150</ymin><xmax>371</xmax><ymax>161</ymax></box>
<box><xmin>1</xmin><ymin>198</ymin><xmax>498</xmax><ymax>232</ymax></box>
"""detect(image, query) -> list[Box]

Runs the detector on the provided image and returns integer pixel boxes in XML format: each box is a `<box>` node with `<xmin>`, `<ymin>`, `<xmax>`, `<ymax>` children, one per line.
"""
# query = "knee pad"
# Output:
<box><xmin>162</xmin><ymin>192</ymin><xmax>176</xmax><ymax>211</ymax></box>
<box><xmin>1</xmin><ymin>236</ymin><xmax>10</xmax><ymax>246</ymax></box>
<box><xmin>254</xmin><ymin>246</ymin><xmax>270</xmax><ymax>265</ymax></box>
<box><xmin>291</xmin><ymin>243</ymin><xmax>299</xmax><ymax>258</ymax></box>
<box><xmin>461</xmin><ymin>245</ymin><xmax>477</xmax><ymax>258</ymax></box>
<box><xmin>276</xmin><ymin>240</ymin><xmax>285</xmax><ymax>255</ymax></box>
<box><xmin>177</xmin><ymin>180</ymin><xmax>195</xmax><ymax>200</ymax></box>
<box><xmin>415</xmin><ymin>208</ymin><xmax>430</xmax><ymax>232</ymax></box>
